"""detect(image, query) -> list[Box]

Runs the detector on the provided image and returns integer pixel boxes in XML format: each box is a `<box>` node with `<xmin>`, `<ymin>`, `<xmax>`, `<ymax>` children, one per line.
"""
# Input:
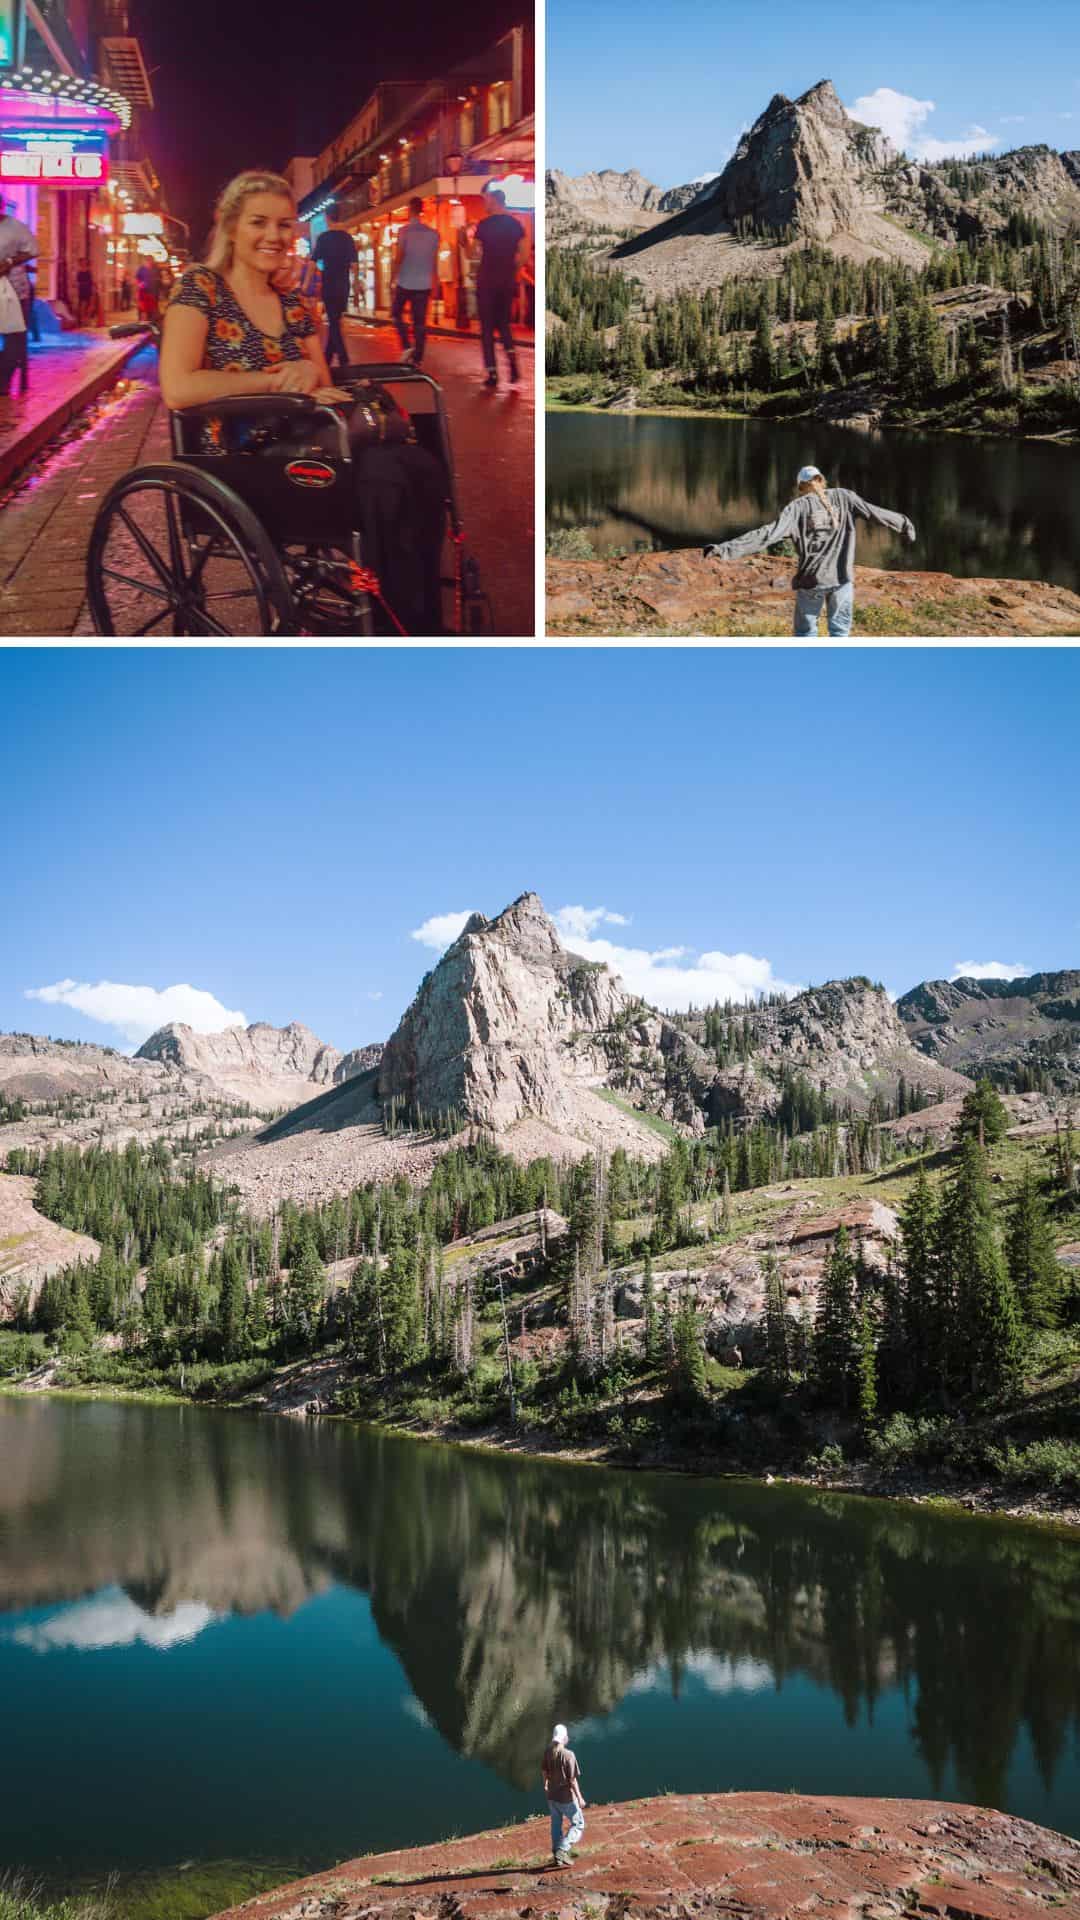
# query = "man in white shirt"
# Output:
<box><xmin>391</xmin><ymin>197</ymin><xmax>439</xmax><ymax>368</ymax></box>
<box><xmin>0</xmin><ymin>200</ymin><xmax>36</xmax><ymax>322</ymax></box>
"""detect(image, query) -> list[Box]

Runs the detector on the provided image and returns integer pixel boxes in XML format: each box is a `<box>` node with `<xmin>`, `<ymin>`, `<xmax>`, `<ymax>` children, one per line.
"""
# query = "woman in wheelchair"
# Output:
<box><xmin>159</xmin><ymin>169</ymin><xmax>446</xmax><ymax>634</ymax></box>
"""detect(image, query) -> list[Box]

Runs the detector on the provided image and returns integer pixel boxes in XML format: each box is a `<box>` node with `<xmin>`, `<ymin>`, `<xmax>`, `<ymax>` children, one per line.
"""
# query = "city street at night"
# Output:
<box><xmin>0</xmin><ymin>0</ymin><xmax>535</xmax><ymax>638</ymax></box>
<box><xmin>0</xmin><ymin>322</ymin><xmax>534</xmax><ymax>636</ymax></box>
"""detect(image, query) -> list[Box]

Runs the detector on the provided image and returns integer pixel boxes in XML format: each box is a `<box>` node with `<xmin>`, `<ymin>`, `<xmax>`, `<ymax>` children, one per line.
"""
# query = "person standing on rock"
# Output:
<box><xmin>703</xmin><ymin>465</ymin><xmax>916</xmax><ymax>637</ymax></box>
<box><xmin>543</xmin><ymin>1721</ymin><xmax>586</xmax><ymax>1867</ymax></box>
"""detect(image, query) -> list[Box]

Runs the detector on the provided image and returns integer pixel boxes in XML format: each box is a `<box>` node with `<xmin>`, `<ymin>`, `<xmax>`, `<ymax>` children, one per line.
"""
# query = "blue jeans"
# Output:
<box><xmin>793</xmin><ymin>581</ymin><xmax>854</xmax><ymax>637</ymax></box>
<box><xmin>550</xmin><ymin>1799</ymin><xmax>584</xmax><ymax>1856</ymax></box>
<box><xmin>393</xmin><ymin>286</ymin><xmax>430</xmax><ymax>364</ymax></box>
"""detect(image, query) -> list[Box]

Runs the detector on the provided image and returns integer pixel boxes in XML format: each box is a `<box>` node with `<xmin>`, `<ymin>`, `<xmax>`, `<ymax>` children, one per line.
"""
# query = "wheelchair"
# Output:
<box><xmin>85</xmin><ymin>326</ymin><xmax>494</xmax><ymax>637</ymax></box>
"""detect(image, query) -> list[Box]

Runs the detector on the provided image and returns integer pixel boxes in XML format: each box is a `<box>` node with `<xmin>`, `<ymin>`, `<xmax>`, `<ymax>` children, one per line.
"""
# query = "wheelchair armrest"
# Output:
<box><xmin>171</xmin><ymin>394</ymin><xmax>318</xmax><ymax>423</ymax></box>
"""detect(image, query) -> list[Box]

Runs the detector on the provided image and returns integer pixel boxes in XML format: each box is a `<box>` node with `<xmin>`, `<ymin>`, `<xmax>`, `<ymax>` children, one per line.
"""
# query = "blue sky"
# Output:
<box><xmin>547</xmin><ymin>0</ymin><xmax>1080</xmax><ymax>186</ymax></box>
<box><xmin>2</xmin><ymin>647</ymin><xmax>1077</xmax><ymax>1053</ymax></box>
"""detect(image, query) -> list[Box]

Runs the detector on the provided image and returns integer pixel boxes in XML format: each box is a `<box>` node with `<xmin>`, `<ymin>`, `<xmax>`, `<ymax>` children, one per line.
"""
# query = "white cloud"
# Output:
<box><xmin>1000</xmin><ymin>115</ymin><xmax>1027</xmax><ymax>125</ymax></box>
<box><xmin>554</xmin><ymin>905</ymin><xmax>631</xmax><ymax>941</ymax></box>
<box><xmin>850</xmin><ymin>87</ymin><xmax>997</xmax><ymax>161</ymax></box>
<box><xmin>410</xmin><ymin>910</ymin><xmax>474</xmax><ymax>951</ymax></box>
<box><xmin>364</xmin><ymin>990</ymin><xmax>384</xmax><ymax>1001</ymax></box>
<box><xmin>25</xmin><ymin>979</ymin><xmax>247</xmax><ymax>1048</ymax></box>
<box><xmin>12</xmin><ymin>1589</ymin><xmax>220</xmax><ymax>1654</ymax></box>
<box><xmin>950</xmin><ymin>960</ymin><xmax>1031</xmax><ymax>982</ymax></box>
<box><xmin>554</xmin><ymin>912</ymin><xmax>801</xmax><ymax>1012</ymax></box>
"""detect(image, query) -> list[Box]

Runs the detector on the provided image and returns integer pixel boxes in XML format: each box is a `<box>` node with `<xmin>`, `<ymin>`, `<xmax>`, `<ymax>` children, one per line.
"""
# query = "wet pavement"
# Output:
<box><xmin>0</xmin><ymin>321</ymin><xmax>534</xmax><ymax>639</ymax></box>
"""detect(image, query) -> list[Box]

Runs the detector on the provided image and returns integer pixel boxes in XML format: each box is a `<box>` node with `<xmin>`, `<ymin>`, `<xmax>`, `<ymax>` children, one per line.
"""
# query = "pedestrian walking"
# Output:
<box><xmin>542</xmin><ymin>1722</ymin><xmax>586</xmax><ymax>1868</ymax></box>
<box><xmin>136</xmin><ymin>255</ymin><xmax>161</xmax><ymax>324</ymax></box>
<box><xmin>391</xmin><ymin>197</ymin><xmax>439</xmax><ymax>368</ymax></box>
<box><xmin>76</xmin><ymin>259</ymin><xmax>96</xmax><ymax>327</ymax></box>
<box><xmin>703</xmin><ymin>464</ymin><xmax>916</xmax><ymax>636</ymax></box>
<box><xmin>470</xmin><ymin>187</ymin><xmax>528</xmax><ymax>389</ymax></box>
<box><xmin>313</xmin><ymin>206</ymin><xmax>358</xmax><ymax>373</ymax></box>
<box><xmin>0</xmin><ymin>199</ymin><xmax>33</xmax><ymax>402</ymax></box>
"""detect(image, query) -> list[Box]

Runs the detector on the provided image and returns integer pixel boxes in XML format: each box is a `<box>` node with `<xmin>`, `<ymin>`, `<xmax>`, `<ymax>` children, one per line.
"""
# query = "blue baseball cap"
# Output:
<box><xmin>797</xmin><ymin>465</ymin><xmax>824</xmax><ymax>485</ymax></box>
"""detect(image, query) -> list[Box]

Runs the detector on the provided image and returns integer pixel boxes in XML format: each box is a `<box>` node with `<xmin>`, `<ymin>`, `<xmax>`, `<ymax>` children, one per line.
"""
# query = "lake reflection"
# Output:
<box><xmin>546</xmin><ymin>411</ymin><xmax>1080</xmax><ymax>593</ymax></box>
<box><xmin>1</xmin><ymin>1396</ymin><xmax>1079</xmax><ymax>1875</ymax></box>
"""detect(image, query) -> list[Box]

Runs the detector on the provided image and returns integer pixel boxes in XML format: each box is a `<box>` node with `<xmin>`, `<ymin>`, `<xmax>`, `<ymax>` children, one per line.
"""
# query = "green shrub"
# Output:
<box><xmin>989</xmin><ymin>1439</ymin><xmax>1080</xmax><ymax>1492</ymax></box>
<box><xmin>808</xmin><ymin>1442</ymin><xmax>846</xmax><ymax>1472</ymax></box>
<box><xmin>546</xmin><ymin>526</ymin><xmax>596</xmax><ymax>560</ymax></box>
<box><xmin>0</xmin><ymin>1332</ymin><xmax>47</xmax><ymax>1378</ymax></box>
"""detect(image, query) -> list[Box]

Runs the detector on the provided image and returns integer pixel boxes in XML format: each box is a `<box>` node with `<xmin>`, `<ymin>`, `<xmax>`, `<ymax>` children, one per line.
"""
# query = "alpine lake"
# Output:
<box><xmin>546</xmin><ymin>409</ymin><xmax>1080</xmax><ymax>594</ymax></box>
<box><xmin>2</xmin><ymin>1395</ymin><xmax>1079</xmax><ymax>1917</ymax></box>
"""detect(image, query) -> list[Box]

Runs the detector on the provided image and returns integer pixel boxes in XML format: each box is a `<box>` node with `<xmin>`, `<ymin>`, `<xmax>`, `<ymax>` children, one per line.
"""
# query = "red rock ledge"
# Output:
<box><xmin>212</xmin><ymin>1792</ymin><xmax>1080</xmax><ymax>1920</ymax></box>
<box><xmin>545</xmin><ymin>550</ymin><xmax>1080</xmax><ymax>636</ymax></box>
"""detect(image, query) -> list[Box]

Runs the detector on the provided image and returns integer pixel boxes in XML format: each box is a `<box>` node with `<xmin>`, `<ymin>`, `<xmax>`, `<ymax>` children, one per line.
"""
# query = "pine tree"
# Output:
<box><xmin>937</xmin><ymin>1136</ymin><xmax>1023</xmax><ymax>1396</ymax></box>
<box><xmin>216</xmin><ymin>1242</ymin><xmax>248</xmax><ymax>1358</ymax></box>
<box><xmin>286</xmin><ymin>1233</ymin><xmax>325</xmax><ymax>1348</ymax></box>
<box><xmin>899</xmin><ymin>1162</ymin><xmax>938</xmax><ymax>1396</ymax></box>
<box><xmin>642</xmin><ymin>1248</ymin><xmax>660</xmax><ymax>1365</ymax></box>
<box><xmin>763</xmin><ymin>1252</ymin><xmax>789</xmax><ymax>1385</ymax></box>
<box><xmin>814</xmin><ymin>1225</ymin><xmax>857</xmax><ymax>1406</ymax></box>
<box><xmin>857</xmin><ymin>1296</ymin><xmax>879</xmax><ymax>1429</ymax></box>
<box><xmin>1005</xmin><ymin>1167</ymin><xmax>1060</xmax><ymax>1328</ymax></box>
<box><xmin>668</xmin><ymin>1286</ymin><xmax>707</xmax><ymax>1407</ymax></box>
<box><xmin>958</xmin><ymin>1078</ymin><xmax>1008</xmax><ymax>1147</ymax></box>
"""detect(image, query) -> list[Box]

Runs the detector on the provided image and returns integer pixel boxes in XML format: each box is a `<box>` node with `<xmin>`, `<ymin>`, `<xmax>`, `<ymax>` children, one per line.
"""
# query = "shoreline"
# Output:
<box><xmin>544</xmin><ymin>394</ymin><xmax>1080</xmax><ymax>445</ymax></box>
<box><xmin>7</xmin><ymin>1374</ymin><xmax>1079</xmax><ymax>1534</ymax></box>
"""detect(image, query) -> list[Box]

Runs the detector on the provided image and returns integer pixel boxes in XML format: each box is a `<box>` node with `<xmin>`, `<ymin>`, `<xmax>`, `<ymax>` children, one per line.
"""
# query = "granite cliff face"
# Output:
<box><xmin>599</xmin><ymin>81</ymin><xmax>1080</xmax><ymax>294</ymax></box>
<box><xmin>897</xmin><ymin>971</ymin><xmax>1080</xmax><ymax>1094</ymax></box>
<box><xmin>136</xmin><ymin>1020</ymin><xmax>342</xmax><ymax>1085</ymax></box>
<box><xmin>377</xmin><ymin>896</ymin><xmax>969</xmax><ymax>1146</ymax></box>
<box><xmin>378</xmin><ymin>893</ymin><xmax>641</xmax><ymax>1141</ymax></box>
<box><xmin>546</xmin><ymin>166</ymin><xmax>711</xmax><ymax>235</ymax></box>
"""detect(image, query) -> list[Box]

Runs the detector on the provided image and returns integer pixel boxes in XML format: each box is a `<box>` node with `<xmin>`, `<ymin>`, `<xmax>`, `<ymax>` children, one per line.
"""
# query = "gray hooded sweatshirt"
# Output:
<box><xmin>708</xmin><ymin>488</ymin><xmax>915</xmax><ymax>589</ymax></box>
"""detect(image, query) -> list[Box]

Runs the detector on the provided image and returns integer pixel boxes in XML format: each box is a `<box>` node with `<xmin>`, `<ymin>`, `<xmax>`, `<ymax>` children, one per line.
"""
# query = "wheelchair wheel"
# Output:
<box><xmin>87</xmin><ymin>464</ymin><xmax>295</xmax><ymax>637</ymax></box>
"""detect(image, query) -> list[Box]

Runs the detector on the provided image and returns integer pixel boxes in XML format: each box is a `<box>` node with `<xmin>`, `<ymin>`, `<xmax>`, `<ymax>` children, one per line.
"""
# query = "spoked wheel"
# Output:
<box><xmin>87</xmin><ymin>463</ymin><xmax>295</xmax><ymax>636</ymax></box>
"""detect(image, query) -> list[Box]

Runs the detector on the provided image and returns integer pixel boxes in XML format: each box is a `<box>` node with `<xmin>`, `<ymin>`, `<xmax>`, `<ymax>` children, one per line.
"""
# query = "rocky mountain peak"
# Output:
<box><xmin>136</xmin><ymin>1020</ymin><xmax>343</xmax><ymax>1092</ymax></box>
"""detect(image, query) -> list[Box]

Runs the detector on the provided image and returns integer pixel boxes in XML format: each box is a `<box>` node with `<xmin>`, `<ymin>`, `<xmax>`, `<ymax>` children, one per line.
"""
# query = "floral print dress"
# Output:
<box><xmin>170</xmin><ymin>265</ymin><xmax>316</xmax><ymax>373</ymax></box>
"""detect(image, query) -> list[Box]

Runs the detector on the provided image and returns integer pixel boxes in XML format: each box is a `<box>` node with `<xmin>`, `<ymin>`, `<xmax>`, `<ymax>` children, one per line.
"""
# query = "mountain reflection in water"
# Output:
<box><xmin>1</xmin><ymin>1397</ymin><xmax>1079</xmax><ymax>1873</ymax></box>
<box><xmin>546</xmin><ymin>412</ymin><xmax>1080</xmax><ymax>594</ymax></box>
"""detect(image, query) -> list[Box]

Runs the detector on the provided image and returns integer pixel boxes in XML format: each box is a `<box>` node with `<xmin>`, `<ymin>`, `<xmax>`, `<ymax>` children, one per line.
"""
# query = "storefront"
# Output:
<box><xmin>346</xmin><ymin>172</ymin><xmax>534</xmax><ymax>335</ymax></box>
<box><xmin>0</xmin><ymin>69</ymin><xmax>128</xmax><ymax>317</ymax></box>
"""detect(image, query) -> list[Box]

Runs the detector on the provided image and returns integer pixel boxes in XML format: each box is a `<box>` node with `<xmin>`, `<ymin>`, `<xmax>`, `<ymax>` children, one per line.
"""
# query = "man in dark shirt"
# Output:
<box><xmin>542</xmin><ymin>1722</ymin><xmax>585</xmax><ymax>1867</ymax></box>
<box><xmin>314</xmin><ymin>208</ymin><xmax>359</xmax><ymax>371</ymax></box>
<box><xmin>472</xmin><ymin>188</ymin><xmax>528</xmax><ymax>389</ymax></box>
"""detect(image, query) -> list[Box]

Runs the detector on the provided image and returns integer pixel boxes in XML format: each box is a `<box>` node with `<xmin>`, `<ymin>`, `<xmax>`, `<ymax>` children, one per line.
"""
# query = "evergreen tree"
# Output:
<box><xmin>642</xmin><ymin>1248</ymin><xmax>660</xmax><ymax>1365</ymax></box>
<box><xmin>762</xmin><ymin>1252</ymin><xmax>790</xmax><ymax>1385</ymax></box>
<box><xmin>857</xmin><ymin>1296</ymin><xmax>879</xmax><ymax>1429</ymax></box>
<box><xmin>1005</xmin><ymin>1167</ymin><xmax>1060</xmax><ymax>1328</ymax></box>
<box><xmin>286</xmin><ymin>1234</ymin><xmax>325</xmax><ymax>1348</ymax></box>
<box><xmin>937</xmin><ymin>1137</ymin><xmax>1023</xmax><ymax>1396</ymax></box>
<box><xmin>216</xmin><ymin>1243</ymin><xmax>248</xmax><ymax>1358</ymax></box>
<box><xmin>814</xmin><ymin>1225</ymin><xmax>857</xmax><ymax>1406</ymax></box>
<box><xmin>958</xmin><ymin>1078</ymin><xmax>1009</xmax><ymax>1147</ymax></box>
<box><xmin>667</xmin><ymin>1286</ymin><xmax>707</xmax><ymax>1407</ymax></box>
<box><xmin>899</xmin><ymin>1162</ymin><xmax>938</xmax><ymax>1396</ymax></box>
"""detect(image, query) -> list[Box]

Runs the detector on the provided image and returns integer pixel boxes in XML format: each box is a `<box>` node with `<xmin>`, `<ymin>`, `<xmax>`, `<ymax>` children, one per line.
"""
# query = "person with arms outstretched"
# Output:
<box><xmin>704</xmin><ymin>464</ymin><xmax>916</xmax><ymax>637</ymax></box>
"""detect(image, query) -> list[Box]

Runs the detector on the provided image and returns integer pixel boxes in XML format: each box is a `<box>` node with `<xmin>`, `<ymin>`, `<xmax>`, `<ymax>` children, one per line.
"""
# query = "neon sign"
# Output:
<box><xmin>1</xmin><ymin>121</ymin><xmax>108</xmax><ymax>185</ymax></box>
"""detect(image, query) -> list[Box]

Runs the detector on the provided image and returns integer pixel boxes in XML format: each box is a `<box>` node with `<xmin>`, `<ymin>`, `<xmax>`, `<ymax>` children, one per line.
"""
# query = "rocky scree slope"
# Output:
<box><xmin>898</xmin><ymin>970</ymin><xmax>1080</xmax><ymax>1093</ymax></box>
<box><xmin>603</xmin><ymin>80</ymin><xmax>1080</xmax><ymax>293</ymax></box>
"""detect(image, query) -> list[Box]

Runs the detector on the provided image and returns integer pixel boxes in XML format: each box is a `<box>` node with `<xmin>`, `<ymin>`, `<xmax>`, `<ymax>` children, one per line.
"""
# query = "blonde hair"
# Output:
<box><xmin>795</xmin><ymin>473</ymin><xmax>838</xmax><ymax>525</ymax></box>
<box><xmin>205</xmin><ymin>170</ymin><xmax>296</xmax><ymax>273</ymax></box>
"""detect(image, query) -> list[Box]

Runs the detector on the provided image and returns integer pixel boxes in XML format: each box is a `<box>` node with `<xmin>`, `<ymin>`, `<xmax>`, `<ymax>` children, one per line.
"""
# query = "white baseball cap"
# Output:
<box><xmin>553</xmin><ymin>1723</ymin><xmax>569</xmax><ymax>1742</ymax></box>
<box><xmin>797</xmin><ymin>465</ymin><xmax>824</xmax><ymax>485</ymax></box>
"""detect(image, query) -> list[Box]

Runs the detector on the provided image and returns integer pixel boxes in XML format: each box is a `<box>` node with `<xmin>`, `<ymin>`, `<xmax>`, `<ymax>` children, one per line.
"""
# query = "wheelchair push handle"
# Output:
<box><xmin>110</xmin><ymin>320</ymin><xmax>159</xmax><ymax>341</ymax></box>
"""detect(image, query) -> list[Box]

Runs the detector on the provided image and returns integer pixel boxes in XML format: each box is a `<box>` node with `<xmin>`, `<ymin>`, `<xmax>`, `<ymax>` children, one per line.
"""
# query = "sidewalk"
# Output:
<box><xmin>0</xmin><ymin>330</ymin><xmax>148</xmax><ymax>491</ymax></box>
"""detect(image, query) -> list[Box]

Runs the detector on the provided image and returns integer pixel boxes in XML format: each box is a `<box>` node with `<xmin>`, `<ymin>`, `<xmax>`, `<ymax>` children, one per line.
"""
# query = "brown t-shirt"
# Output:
<box><xmin>543</xmin><ymin>1742</ymin><xmax>580</xmax><ymax>1804</ymax></box>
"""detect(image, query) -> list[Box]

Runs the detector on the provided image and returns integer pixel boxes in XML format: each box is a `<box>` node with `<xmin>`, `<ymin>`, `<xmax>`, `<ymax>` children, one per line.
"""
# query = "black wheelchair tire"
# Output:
<box><xmin>87</xmin><ymin>462</ymin><xmax>297</xmax><ymax>637</ymax></box>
